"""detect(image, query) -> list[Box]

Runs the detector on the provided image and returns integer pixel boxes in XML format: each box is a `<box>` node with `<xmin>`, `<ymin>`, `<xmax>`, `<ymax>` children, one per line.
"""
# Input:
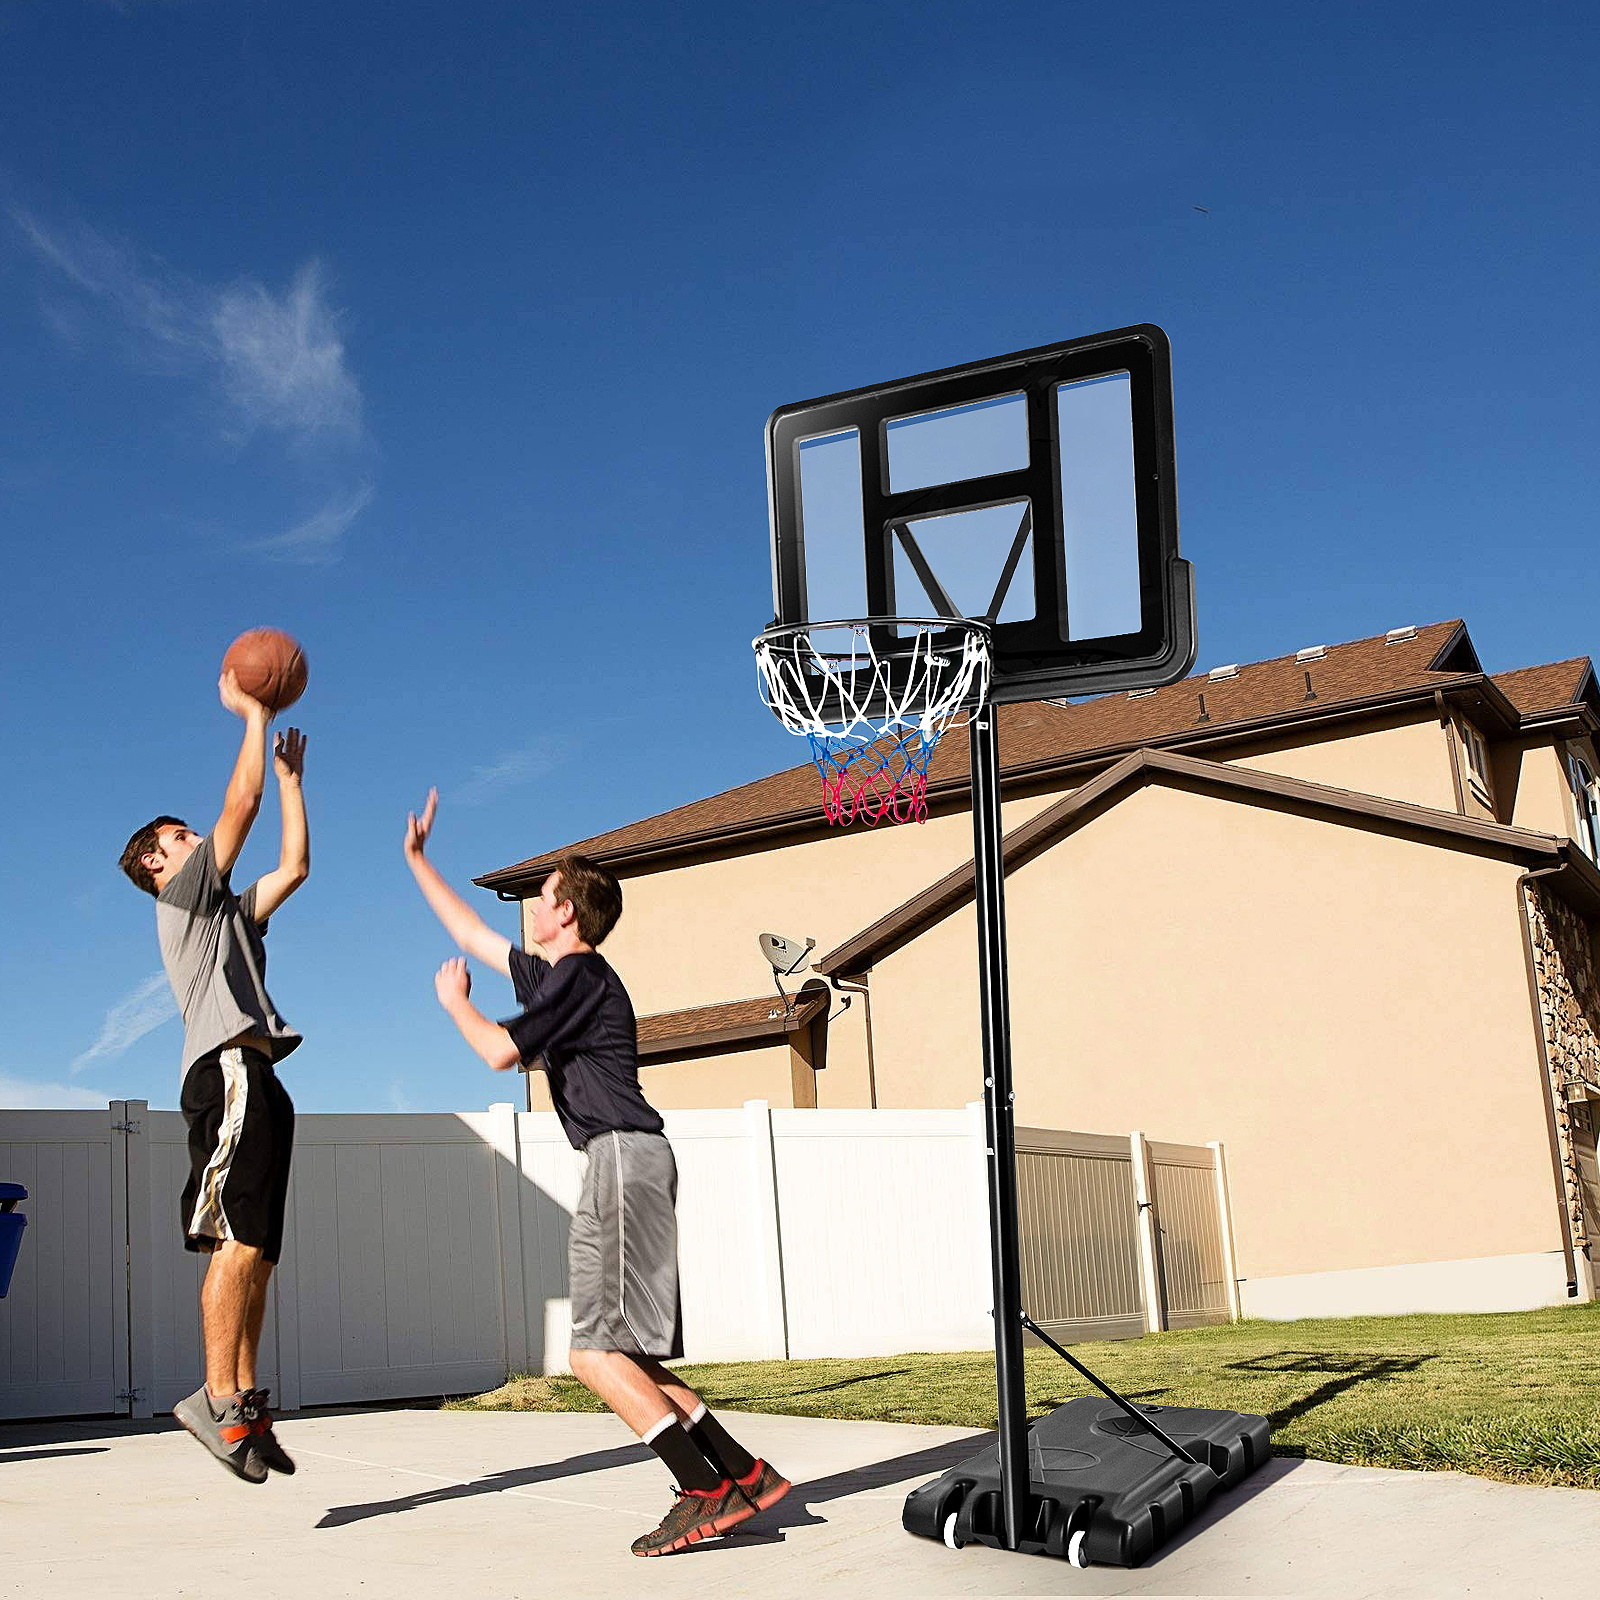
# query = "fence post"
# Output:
<box><xmin>1129</xmin><ymin>1131</ymin><xmax>1166</xmax><ymax>1333</ymax></box>
<box><xmin>487</xmin><ymin>1102</ymin><xmax>530</xmax><ymax>1377</ymax></box>
<box><xmin>965</xmin><ymin>1100</ymin><xmax>994</xmax><ymax>1317</ymax></box>
<box><xmin>743</xmin><ymin>1100</ymin><xmax>789</xmax><ymax>1360</ymax></box>
<box><xmin>1207</xmin><ymin>1140</ymin><xmax>1243</xmax><ymax>1320</ymax></box>
<box><xmin>117</xmin><ymin>1101</ymin><xmax>154</xmax><ymax>1419</ymax></box>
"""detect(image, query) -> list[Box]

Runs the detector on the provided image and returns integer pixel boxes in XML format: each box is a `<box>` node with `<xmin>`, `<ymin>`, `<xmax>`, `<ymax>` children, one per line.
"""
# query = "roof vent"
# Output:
<box><xmin>1127</xmin><ymin>687</ymin><xmax>1156</xmax><ymax>699</ymax></box>
<box><xmin>1295</xmin><ymin>645</ymin><xmax>1326</xmax><ymax>662</ymax></box>
<box><xmin>1385</xmin><ymin>625</ymin><xmax>1418</xmax><ymax>644</ymax></box>
<box><xmin>1208</xmin><ymin>664</ymin><xmax>1239</xmax><ymax>681</ymax></box>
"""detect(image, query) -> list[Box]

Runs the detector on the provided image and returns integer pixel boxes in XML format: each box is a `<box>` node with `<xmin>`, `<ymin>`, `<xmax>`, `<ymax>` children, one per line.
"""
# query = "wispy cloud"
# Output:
<box><xmin>245</xmin><ymin>482</ymin><xmax>375</xmax><ymax>565</ymax></box>
<box><xmin>11</xmin><ymin>208</ymin><xmax>363</xmax><ymax>448</ymax></box>
<box><xmin>452</xmin><ymin>742</ymin><xmax>568</xmax><ymax>808</ymax></box>
<box><xmin>211</xmin><ymin>263</ymin><xmax>363</xmax><ymax>439</ymax></box>
<box><xmin>0</xmin><ymin>1073</ymin><xmax>111</xmax><ymax>1111</ymax></box>
<box><xmin>70</xmin><ymin>971</ymin><xmax>177</xmax><ymax>1074</ymax></box>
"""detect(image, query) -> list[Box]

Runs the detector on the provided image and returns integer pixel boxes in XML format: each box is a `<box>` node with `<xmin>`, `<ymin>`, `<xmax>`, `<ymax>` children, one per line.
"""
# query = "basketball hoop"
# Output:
<box><xmin>753</xmin><ymin>618</ymin><xmax>991</xmax><ymax>826</ymax></box>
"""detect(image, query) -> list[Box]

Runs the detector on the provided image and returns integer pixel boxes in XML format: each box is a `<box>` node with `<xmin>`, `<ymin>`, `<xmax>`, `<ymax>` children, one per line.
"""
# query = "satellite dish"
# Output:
<box><xmin>759</xmin><ymin>932</ymin><xmax>816</xmax><ymax>977</ymax></box>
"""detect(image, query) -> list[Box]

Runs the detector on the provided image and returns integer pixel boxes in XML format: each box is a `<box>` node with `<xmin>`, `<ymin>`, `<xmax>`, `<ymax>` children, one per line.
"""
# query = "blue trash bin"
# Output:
<box><xmin>0</xmin><ymin>1183</ymin><xmax>28</xmax><ymax>1298</ymax></box>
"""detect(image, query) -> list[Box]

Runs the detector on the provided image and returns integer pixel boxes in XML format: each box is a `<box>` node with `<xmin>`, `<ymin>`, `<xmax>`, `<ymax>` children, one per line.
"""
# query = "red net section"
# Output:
<box><xmin>810</xmin><ymin>728</ymin><xmax>942</xmax><ymax>826</ymax></box>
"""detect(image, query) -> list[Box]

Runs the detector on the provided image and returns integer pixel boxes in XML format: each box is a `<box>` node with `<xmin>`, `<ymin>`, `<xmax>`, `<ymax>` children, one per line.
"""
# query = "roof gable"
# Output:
<box><xmin>818</xmin><ymin>747</ymin><xmax>1566</xmax><ymax>976</ymax></box>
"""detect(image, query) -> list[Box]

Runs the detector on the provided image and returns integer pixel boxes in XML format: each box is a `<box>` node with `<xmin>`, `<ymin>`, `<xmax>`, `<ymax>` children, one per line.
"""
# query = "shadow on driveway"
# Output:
<box><xmin>316</xmin><ymin>1442</ymin><xmax>654</xmax><ymax>1527</ymax></box>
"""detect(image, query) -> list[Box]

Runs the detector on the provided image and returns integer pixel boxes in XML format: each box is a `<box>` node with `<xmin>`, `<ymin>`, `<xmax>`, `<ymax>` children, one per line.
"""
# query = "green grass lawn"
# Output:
<box><xmin>450</xmin><ymin>1303</ymin><xmax>1600</xmax><ymax>1489</ymax></box>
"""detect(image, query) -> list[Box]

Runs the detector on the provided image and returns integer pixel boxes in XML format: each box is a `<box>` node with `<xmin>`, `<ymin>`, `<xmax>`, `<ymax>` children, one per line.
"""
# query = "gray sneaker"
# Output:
<box><xmin>242</xmin><ymin>1388</ymin><xmax>296</xmax><ymax>1475</ymax></box>
<box><xmin>173</xmin><ymin>1386</ymin><xmax>268</xmax><ymax>1484</ymax></box>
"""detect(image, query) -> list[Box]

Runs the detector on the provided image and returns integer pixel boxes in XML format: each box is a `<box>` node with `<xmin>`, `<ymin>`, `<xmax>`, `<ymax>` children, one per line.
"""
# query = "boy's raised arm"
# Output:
<box><xmin>403</xmin><ymin>788</ymin><xmax>513</xmax><ymax>976</ymax></box>
<box><xmin>250</xmin><ymin>727</ymin><xmax>310</xmax><ymax>920</ymax></box>
<box><xmin>211</xmin><ymin>670</ymin><xmax>271</xmax><ymax>876</ymax></box>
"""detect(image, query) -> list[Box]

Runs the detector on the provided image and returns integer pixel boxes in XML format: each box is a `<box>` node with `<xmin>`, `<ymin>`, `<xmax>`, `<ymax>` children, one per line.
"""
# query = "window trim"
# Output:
<box><xmin>1457</xmin><ymin>719</ymin><xmax>1493</xmax><ymax>805</ymax></box>
<box><xmin>1570</xmin><ymin>753</ymin><xmax>1600</xmax><ymax>861</ymax></box>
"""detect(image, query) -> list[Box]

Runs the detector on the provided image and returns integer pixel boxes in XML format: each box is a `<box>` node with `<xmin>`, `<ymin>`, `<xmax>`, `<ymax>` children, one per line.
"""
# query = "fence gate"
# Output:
<box><xmin>0</xmin><ymin>1107</ymin><xmax>134</xmax><ymax>1420</ymax></box>
<box><xmin>1016</xmin><ymin>1127</ymin><xmax>1235</xmax><ymax>1341</ymax></box>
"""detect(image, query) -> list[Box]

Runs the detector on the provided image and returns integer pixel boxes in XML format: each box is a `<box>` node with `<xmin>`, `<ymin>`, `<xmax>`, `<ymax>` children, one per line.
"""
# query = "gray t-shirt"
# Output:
<box><xmin>156</xmin><ymin>834</ymin><xmax>302</xmax><ymax>1079</ymax></box>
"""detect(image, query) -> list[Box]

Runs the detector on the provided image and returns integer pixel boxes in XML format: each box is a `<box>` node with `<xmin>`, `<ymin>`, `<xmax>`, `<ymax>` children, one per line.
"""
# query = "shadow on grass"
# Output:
<box><xmin>713</xmin><ymin>1369</ymin><xmax>914</xmax><ymax>1405</ymax></box>
<box><xmin>315</xmin><ymin>1442</ymin><xmax>652</xmax><ymax>1528</ymax></box>
<box><xmin>1224</xmin><ymin>1350</ymin><xmax>1435</xmax><ymax>1432</ymax></box>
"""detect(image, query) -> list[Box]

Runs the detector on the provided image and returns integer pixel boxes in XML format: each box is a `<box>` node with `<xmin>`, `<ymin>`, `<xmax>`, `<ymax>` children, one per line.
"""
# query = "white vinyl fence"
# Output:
<box><xmin>0</xmin><ymin>1101</ymin><xmax>1235</xmax><ymax>1421</ymax></box>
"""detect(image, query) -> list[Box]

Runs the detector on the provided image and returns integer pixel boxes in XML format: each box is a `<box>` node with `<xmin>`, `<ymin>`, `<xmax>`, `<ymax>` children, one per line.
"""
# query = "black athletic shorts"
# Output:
<box><xmin>179</xmin><ymin>1044</ymin><xmax>295</xmax><ymax>1262</ymax></box>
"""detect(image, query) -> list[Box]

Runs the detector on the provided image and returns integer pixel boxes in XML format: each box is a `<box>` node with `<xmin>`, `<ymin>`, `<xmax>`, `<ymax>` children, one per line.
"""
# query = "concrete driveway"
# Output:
<box><xmin>1</xmin><ymin>1406</ymin><xmax>1595</xmax><ymax>1598</ymax></box>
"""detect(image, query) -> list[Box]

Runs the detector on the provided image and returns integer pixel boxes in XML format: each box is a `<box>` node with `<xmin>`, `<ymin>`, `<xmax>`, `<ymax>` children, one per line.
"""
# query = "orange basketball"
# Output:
<box><xmin>222</xmin><ymin>628</ymin><xmax>308</xmax><ymax>714</ymax></box>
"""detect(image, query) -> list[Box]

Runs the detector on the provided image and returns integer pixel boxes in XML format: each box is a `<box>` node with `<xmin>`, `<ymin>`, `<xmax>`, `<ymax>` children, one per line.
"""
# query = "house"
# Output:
<box><xmin>477</xmin><ymin>621</ymin><xmax>1600</xmax><ymax>1320</ymax></box>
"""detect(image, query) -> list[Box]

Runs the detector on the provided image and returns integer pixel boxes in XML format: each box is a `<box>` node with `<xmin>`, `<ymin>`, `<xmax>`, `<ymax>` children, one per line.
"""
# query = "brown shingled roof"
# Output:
<box><xmin>477</xmin><ymin>620</ymin><xmax>1593</xmax><ymax>893</ymax></box>
<box><xmin>1490</xmin><ymin>659</ymin><xmax>1595</xmax><ymax>717</ymax></box>
<box><xmin>638</xmin><ymin>990</ymin><xmax>827</xmax><ymax>1057</ymax></box>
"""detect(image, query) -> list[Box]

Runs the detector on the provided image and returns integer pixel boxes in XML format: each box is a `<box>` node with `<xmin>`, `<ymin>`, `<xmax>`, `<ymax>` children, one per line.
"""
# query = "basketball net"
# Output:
<box><xmin>754</xmin><ymin>619</ymin><xmax>992</xmax><ymax>826</ymax></box>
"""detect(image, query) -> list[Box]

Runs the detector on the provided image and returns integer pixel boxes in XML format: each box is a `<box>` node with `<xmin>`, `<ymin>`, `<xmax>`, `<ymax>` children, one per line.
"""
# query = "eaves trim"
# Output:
<box><xmin>476</xmin><ymin>677</ymin><xmax>1514</xmax><ymax>895</ymax></box>
<box><xmin>637</xmin><ymin>992</ymin><xmax>827</xmax><ymax>1058</ymax></box>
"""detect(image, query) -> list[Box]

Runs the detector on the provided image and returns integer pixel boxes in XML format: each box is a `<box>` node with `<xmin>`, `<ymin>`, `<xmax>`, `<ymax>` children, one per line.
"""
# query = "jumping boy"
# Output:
<box><xmin>119</xmin><ymin>671</ymin><xmax>307</xmax><ymax>1484</ymax></box>
<box><xmin>403</xmin><ymin>788</ymin><xmax>790</xmax><ymax>1555</ymax></box>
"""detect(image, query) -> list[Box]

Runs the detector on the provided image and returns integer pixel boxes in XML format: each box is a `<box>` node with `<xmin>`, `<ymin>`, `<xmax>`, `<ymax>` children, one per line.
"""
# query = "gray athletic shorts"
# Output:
<box><xmin>569</xmin><ymin>1130</ymin><xmax>684</xmax><ymax>1359</ymax></box>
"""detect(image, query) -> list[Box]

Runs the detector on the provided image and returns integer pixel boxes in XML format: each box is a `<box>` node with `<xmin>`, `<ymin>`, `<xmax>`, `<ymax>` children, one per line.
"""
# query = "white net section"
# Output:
<box><xmin>753</xmin><ymin>619</ymin><xmax>991</xmax><ymax>826</ymax></box>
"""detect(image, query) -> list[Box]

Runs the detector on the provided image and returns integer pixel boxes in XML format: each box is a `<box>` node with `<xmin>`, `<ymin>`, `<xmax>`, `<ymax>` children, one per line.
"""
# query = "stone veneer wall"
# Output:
<box><xmin>1526</xmin><ymin>883</ymin><xmax>1600</xmax><ymax>1253</ymax></box>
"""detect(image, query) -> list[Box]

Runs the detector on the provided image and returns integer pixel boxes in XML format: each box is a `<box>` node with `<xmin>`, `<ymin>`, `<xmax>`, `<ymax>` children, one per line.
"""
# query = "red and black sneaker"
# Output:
<box><xmin>735</xmin><ymin>1458</ymin><xmax>791</xmax><ymax>1514</ymax></box>
<box><xmin>630</xmin><ymin>1480</ymin><xmax>754</xmax><ymax>1556</ymax></box>
<box><xmin>242</xmin><ymin>1388</ymin><xmax>296</xmax><ymax>1476</ymax></box>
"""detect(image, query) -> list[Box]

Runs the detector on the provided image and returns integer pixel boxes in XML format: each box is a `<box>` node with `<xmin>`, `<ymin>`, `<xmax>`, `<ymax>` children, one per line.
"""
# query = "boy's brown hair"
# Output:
<box><xmin>119</xmin><ymin>816</ymin><xmax>187</xmax><ymax>897</ymax></box>
<box><xmin>548</xmin><ymin>854</ymin><xmax>623</xmax><ymax>946</ymax></box>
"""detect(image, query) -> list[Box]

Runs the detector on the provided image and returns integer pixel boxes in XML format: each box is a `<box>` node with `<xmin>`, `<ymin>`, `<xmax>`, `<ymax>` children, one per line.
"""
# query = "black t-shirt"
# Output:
<box><xmin>502</xmin><ymin>948</ymin><xmax>664</xmax><ymax>1151</ymax></box>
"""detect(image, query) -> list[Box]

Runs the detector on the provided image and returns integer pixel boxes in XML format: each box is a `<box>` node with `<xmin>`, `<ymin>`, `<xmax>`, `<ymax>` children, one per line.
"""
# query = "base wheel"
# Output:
<box><xmin>942</xmin><ymin>1512</ymin><xmax>963</xmax><ymax>1550</ymax></box>
<box><xmin>1067</xmin><ymin>1529</ymin><xmax>1089</xmax><ymax>1568</ymax></box>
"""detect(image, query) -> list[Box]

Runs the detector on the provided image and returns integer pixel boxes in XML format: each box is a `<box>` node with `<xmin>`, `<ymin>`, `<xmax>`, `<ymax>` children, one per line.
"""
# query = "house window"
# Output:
<box><xmin>1458</xmin><ymin>721</ymin><xmax>1492</xmax><ymax>802</ymax></box>
<box><xmin>1571</xmin><ymin>755</ymin><xmax>1600</xmax><ymax>861</ymax></box>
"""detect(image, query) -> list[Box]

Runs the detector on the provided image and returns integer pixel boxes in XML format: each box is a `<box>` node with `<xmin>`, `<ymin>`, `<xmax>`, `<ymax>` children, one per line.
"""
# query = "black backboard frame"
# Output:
<box><xmin>765</xmin><ymin>324</ymin><xmax>1196</xmax><ymax>703</ymax></box>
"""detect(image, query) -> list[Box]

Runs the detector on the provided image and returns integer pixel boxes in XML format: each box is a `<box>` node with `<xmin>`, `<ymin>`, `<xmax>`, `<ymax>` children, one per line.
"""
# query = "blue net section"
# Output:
<box><xmin>807</xmin><ymin>726</ymin><xmax>944</xmax><ymax>826</ymax></box>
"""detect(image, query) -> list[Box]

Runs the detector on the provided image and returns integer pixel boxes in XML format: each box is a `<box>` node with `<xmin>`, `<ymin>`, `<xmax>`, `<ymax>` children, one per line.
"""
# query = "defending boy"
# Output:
<box><xmin>119</xmin><ymin>672</ymin><xmax>307</xmax><ymax>1483</ymax></box>
<box><xmin>403</xmin><ymin>788</ymin><xmax>790</xmax><ymax>1555</ymax></box>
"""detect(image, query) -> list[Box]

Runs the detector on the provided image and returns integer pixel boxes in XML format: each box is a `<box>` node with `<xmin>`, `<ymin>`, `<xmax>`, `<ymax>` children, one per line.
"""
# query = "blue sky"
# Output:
<box><xmin>2</xmin><ymin>0</ymin><xmax>1596</xmax><ymax>1113</ymax></box>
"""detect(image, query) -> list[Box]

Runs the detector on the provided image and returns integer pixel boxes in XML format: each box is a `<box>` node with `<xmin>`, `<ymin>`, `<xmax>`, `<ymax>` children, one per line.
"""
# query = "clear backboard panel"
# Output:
<box><xmin>764</xmin><ymin>325</ymin><xmax>1195</xmax><ymax>703</ymax></box>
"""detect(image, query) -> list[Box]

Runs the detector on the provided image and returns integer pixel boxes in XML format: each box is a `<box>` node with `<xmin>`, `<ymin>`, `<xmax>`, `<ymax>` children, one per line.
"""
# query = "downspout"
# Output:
<box><xmin>830</xmin><ymin>974</ymin><xmax>878</xmax><ymax>1108</ymax></box>
<box><xmin>1436</xmin><ymin>690</ymin><xmax>1466</xmax><ymax>816</ymax></box>
<box><xmin>1514</xmin><ymin>861</ymin><xmax>1581</xmax><ymax>1297</ymax></box>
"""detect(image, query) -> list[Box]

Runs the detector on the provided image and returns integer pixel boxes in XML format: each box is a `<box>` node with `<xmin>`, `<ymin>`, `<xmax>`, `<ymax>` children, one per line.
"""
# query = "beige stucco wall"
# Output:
<box><xmin>570</xmin><ymin>788</ymin><xmax>1061</xmax><ymax>1020</ymax></box>
<box><xmin>865</xmin><ymin>782</ymin><xmax>1559</xmax><ymax>1284</ymax></box>
<box><xmin>542</xmin><ymin>712</ymin><xmax>1463</xmax><ymax>1032</ymax></box>
<box><xmin>1511</xmin><ymin>744</ymin><xmax>1581</xmax><ymax>837</ymax></box>
<box><xmin>639</xmin><ymin>1042</ymin><xmax>815</xmax><ymax>1110</ymax></box>
<box><xmin>1228</xmin><ymin>714</ymin><xmax>1458</xmax><ymax>813</ymax></box>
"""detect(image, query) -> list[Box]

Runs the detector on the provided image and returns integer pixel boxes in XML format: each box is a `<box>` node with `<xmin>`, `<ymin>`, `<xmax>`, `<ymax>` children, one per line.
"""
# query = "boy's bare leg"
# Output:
<box><xmin>630</xmin><ymin>1355</ymin><xmax>703</xmax><ymax>1419</ymax></box>
<box><xmin>568</xmin><ymin>1348</ymin><xmax>688</xmax><ymax>1432</ymax></box>
<box><xmin>237</xmin><ymin>1258</ymin><xmax>274</xmax><ymax>1392</ymax></box>
<box><xmin>200</xmin><ymin>1240</ymin><xmax>263</xmax><ymax>1397</ymax></box>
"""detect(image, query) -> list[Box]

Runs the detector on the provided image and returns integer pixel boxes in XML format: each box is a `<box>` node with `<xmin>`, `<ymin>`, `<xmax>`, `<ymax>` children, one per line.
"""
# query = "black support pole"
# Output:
<box><xmin>968</xmin><ymin>702</ymin><xmax>1030</xmax><ymax>1550</ymax></box>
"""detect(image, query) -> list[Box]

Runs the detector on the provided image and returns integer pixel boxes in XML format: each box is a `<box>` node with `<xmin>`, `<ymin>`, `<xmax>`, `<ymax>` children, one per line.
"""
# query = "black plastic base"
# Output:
<box><xmin>903</xmin><ymin>1397</ymin><xmax>1271</xmax><ymax>1568</ymax></box>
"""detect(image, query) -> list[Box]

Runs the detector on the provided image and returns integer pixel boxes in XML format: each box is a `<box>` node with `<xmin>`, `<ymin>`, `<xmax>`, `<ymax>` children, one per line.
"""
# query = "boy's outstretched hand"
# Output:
<box><xmin>405</xmin><ymin>787</ymin><xmax>439</xmax><ymax>861</ymax></box>
<box><xmin>274</xmin><ymin>727</ymin><xmax>307</xmax><ymax>782</ymax></box>
<box><xmin>434</xmin><ymin>957</ymin><xmax>471</xmax><ymax>1008</ymax></box>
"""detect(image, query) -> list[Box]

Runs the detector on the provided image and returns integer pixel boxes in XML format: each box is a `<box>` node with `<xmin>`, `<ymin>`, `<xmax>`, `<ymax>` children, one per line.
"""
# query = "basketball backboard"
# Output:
<box><xmin>763</xmin><ymin>324</ymin><xmax>1195</xmax><ymax>704</ymax></box>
